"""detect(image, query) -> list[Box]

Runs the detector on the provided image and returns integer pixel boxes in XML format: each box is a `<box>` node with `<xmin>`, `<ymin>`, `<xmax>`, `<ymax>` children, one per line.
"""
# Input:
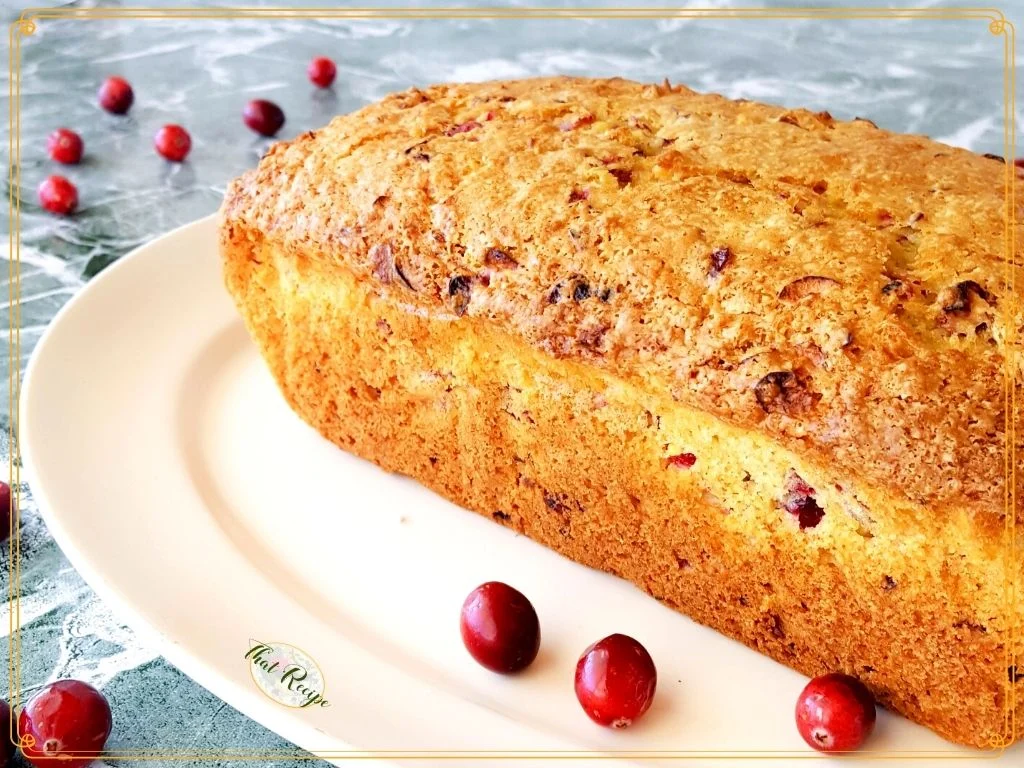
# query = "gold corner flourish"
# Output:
<box><xmin>17</xmin><ymin>19</ymin><xmax>35</xmax><ymax>37</ymax></box>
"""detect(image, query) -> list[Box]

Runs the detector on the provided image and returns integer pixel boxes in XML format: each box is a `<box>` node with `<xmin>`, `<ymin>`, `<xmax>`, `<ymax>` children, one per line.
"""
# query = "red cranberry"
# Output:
<box><xmin>153</xmin><ymin>124</ymin><xmax>191</xmax><ymax>162</ymax></box>
<box><xmin>795</xmin><ymin>673</ymin><xmax>876</xmax><ymax>752</ymax></box>
<box><xmin>307</xmin><ymin>57</ymin><xmax>336</xmax><ymax>88</ymax></box>
<box><xmin>243</xmin><ymin>99</ymin><xmax>285</xmax><ymax>137</ymax></box>
<box><xmin>788</xmin><ymin>497</ymin><xmax>824</xmax><ymax>529</ymax></box>
<box><xmin>460</xmin><ymin>581</ymin><xmax>540</xmax><ymax>673</ymax></box>
<box><xmin>575</xmin><ymin>634</ymin><xmax>657</xmax><ymax>728</ymax></box>
<box><xmin>0</xmin><ymin>481</ymin><xmax>11</xmax><ymax>545</ymax></box>
<box><xmin>608</xmin><ymin>168</ymin><xmax>632</xmax><ymax>187</ymax></box>
<box><xmin>97</xmin><ymin>76</ymin><xmax>133</xmax><ymax>114</ymax></box>
<box><xmin>559</xmin><ymin>114</ymin><xmax>596</xmax><ymax>131</ymax></box>
<box><xmin>38</xmin><ymin>175</ymin><xmax>78</xmax><ymax>216</ymax></box>
<box><xmin>666</xmin><ymin>452</ymin><xmax>696</xmax><ymax>469</ymax></box>
<box><xmin>781</xmin><ymin>470</ymin><xmax>824</xmax><ymax>529</ymax></box>
<box><xmin>446</xmin><ymin>121</ymin><xmax>481</xmax><ymax>136</ymax></box>
<box><xmin>0</xmin><ymin>697</ymin><xmax>14</xmax><ymax>767</ymax></box>
<box><xmin>46</xmin><ymin>129</ymin><xmax>83</xmax><ymax>164</ymax></box>
<box><xmin>18</xmin><ymin>680</ymin><xmax>112</xmax><ymax>768</ymax></box>
<box><xmin>709</xmin><ymin>246</ymin><xmax>731</xmax><ymax>276</ymax></box>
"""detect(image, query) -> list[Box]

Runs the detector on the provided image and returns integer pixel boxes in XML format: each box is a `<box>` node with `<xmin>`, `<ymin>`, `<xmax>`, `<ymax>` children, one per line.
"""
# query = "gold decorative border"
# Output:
<box><xmin>6</xmin><ymin>4</ymin><xmax>1018</xmax><ymax>762</ymax></box>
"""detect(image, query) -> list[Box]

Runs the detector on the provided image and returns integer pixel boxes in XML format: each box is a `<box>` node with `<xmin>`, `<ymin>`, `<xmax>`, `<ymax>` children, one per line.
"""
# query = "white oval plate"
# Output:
<box><xmin>20</xmin><ymin>215</ymin><xmax>1019</xmax><ymax>766</ymax></box>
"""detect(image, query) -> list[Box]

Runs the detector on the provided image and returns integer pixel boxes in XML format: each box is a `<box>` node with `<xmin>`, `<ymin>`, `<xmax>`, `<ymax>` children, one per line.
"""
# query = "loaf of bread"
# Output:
<box><xmin>219</xmin><ymin>77</ymin><xmax>1022</xmax><ymax>748</ymax></box>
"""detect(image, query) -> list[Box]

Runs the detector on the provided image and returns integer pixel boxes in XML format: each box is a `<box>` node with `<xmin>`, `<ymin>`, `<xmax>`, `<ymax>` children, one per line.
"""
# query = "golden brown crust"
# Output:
<box><xmin>221</xmin><ymin>76</ymin><xmax>1021</xmax><ymax>529</ymax></box>
<box><xmin>219</xmin><ymin>77</ymin><xmax>1024</xmax><ymax>747</ymax></box>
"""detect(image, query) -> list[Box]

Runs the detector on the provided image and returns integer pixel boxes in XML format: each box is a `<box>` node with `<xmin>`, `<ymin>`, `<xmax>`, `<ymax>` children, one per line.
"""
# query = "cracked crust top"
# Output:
<box><xmin>220</xmin><ymin>76</ymin><xmax>1023</xmax><ymax>531</ymax></box>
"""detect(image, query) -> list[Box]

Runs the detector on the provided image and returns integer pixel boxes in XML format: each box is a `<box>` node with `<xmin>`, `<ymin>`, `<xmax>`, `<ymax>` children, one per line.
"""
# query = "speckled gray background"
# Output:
<box><xmin>0</xmin><ymin>0</ymin><xmax>1015</xmax><ymax>764</ymax></box>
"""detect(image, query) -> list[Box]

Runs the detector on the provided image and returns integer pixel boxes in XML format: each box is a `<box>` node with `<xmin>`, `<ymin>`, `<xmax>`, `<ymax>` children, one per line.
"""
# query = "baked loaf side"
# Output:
<box><xmin>220</xmin><ymin>77</ymin><xmax>1023</xmax><ymax>748</ymax></box>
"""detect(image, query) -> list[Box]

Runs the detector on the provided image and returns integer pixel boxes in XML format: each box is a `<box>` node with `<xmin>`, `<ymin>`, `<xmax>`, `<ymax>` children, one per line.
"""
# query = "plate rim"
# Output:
<box><xmin>17</xmin><ymin>214</ymin><xmax>590</xmax><ymax>767</ymax></box>
<box><xmin>18</xmin><ymin>214</ymin><xmax>363</xmax><ymax>764</ymax></box>
<box><xmin>17</xmin><ymin>215</ymin><xmax>1017</xmax><ymax>766</ymax></box>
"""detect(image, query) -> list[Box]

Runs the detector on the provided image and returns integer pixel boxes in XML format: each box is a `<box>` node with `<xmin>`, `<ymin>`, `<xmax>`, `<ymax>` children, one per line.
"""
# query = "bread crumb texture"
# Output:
<box><xmin>221</xmin><ymin>77</ymin><xmax>1023</xmax><ymax>748</ymax></box>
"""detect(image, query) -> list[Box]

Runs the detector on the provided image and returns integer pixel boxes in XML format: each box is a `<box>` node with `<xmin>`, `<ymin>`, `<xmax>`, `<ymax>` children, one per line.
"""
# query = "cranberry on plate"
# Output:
<box><xmin>308</xmin><ymin>56</ymin><xmax>337</xmax><ymax>88</ymax></box>
<box><xmin>18</xmin><ymin>679</ymin><xmax>112</xmax><ymax>768</ymax></box>
<box><xmin>795</xmin><ymin>673</ymin><xmax>877</xmax><ymax>752</ymax></box>
<box><xmin>575</xmin><ymin>633</ymin><xmax>657</xmax><ymax>728</ymax></box>
<box><xmin>0</xmin><ymin>697</ymin><xmax>14</xmax><ymax>767</ymax></box>
<box><xmin>46</xmin><ymin>128</ymin><xmax>84</xmax><ymax>165</ymax></box>
<box><xmin>97</xmin><ymin>76</ymin><xmax>133</xmax><ymax>115</ymax></box>
<box><xmin>243</xmin><ymin>99</ymin><xmax>285</xmax><ymax>137</ymax></box>
<box><xmin>0</xmin><ymin>481</ymin><xmax>11</xmax><ymax>544</ymax></box>
<box><xmin>154</xmin><ymin>124</ymin><xmax>192</xmax><ymax>162</ymax></box>
<box><xmin>38</xmin><ymin>175</ymin><xmax>78</xmax><ymax>216</ymax></box>
<box><xmin>460</xmin><ymin>581</ymin><xmax>541</xmax><ymax>673</ymax></box>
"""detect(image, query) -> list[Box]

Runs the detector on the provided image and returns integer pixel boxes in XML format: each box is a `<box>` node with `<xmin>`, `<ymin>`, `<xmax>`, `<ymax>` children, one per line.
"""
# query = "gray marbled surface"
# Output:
<box><xmin>0</xmin><ymin>0</ymin><xmax>1015</xmax><ymax>764</ymax></box>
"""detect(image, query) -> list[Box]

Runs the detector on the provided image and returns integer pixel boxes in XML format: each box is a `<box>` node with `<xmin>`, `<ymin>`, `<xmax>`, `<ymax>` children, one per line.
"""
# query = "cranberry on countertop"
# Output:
<box><xmin>154</xmin><ymin>124</ymin><xmax>191</xmax><ymax>162</ymax></box>
<box><xmin>307</xmin><ymin>56</ymin><xmax>337</xmax><ymax>88</ymax></box>
<box><xmin>795</xmin><ymin>673</ymin><xmax>877</xmax><ymax>752</ymax></box>
<box><xmin>46</xmin><ymin>129</ymin><xmax>83</xmax><ymax>165</ymax></box>
<box><xmin>575</xmin><ymin>633</ymin><xmax>657</xmax><ymax>728</ymax></box>
<box><xmin>460</xmin><ymin>581</ymin><xmax>541</xmax><ymax>673</ymax></box>
<box><xmin>243</xmin><ymin>99</ymin><xmax>285</xmax><ymax>137</ymax></box>
<box><xmin>97</xmin><ymin>76</ymin><xmax>133</xmax><ymax>115</ymax></box>
<box><xmin>0</xmin><ymin>697</ymin><xmax>14</xmax><ymax>767</ymax></box>
<box><xmin>18</xmin><ymin>680</ymin><xmax>112</xmax><ymax>768</ymax></box>
<box><xmin>0</xmin><ymin>481</ymin><xmax>11</xmax><ymax>545</ymax></box>
<box><xmin>38</xmin><ymin>175</ymin><xmax>78</xmax><ymax>216</ymax></box>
